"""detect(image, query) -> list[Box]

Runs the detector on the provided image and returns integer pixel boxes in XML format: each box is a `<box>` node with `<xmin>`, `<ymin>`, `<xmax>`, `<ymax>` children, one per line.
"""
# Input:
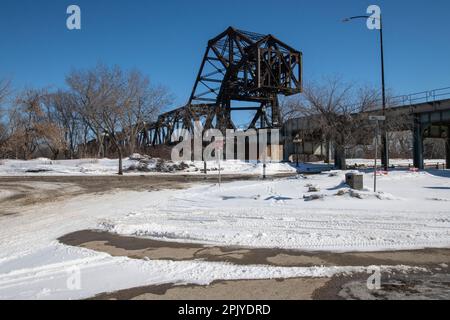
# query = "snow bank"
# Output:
<box><xmin>0</xmin><ymin>158</ymin><xmax>297</xmax><ymax>176</ymax></box>
<box><xmin>0</xmin><ymin>157</ymin><xmax>445</xmax><ymax>176</ymax></box>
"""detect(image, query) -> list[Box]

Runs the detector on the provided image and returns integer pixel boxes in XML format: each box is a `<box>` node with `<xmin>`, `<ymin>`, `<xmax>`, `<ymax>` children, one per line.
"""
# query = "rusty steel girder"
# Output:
<box><xmin>140</xmin><ymin>27</ymin><xmax>303</xmax><ymax>147</ymax></box>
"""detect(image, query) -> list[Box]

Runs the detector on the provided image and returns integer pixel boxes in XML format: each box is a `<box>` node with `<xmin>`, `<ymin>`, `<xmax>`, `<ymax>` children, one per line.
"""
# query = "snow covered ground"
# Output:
<box><xmin>2</xmin><ymin>187</ymin><xmax>357</xmax><ymax>300</ymax></box>
<box><xmin>0</xmin><ymin>158</ymin><xmax>297</xmax><ymax>176</ymax></box>
<box><xmin>100</xmin><ymin>170</ymin><xmax>450</xmax><ymax>251</ymax></box>
<box><xmin>347</xmin><ymin>159</ymin><xmax>446</xmax><ymax>167</ymax></box>
<box><xmin>0</xmin><ymin>157</ymin><xmax>445</xmax><ymax>177</ymax></box>
<box><xmin>0</xmin><ymin>165</ymin><xmax>448</xmax><ymax>299</ymax></box>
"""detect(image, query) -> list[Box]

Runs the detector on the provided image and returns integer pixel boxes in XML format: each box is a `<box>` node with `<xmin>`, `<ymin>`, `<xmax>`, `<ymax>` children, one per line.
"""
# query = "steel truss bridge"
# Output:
<box><xmin>138</xmin><ymin>27</ymin><xmax>302</xmax><ymax>147</ymax></box>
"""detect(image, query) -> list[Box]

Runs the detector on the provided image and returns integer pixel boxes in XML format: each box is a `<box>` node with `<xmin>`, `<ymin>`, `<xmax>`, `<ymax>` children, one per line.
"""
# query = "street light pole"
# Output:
<box><xmin>369</xmin><ymin>115</ymin><xmax>386</xmax><ymax>193</ymax></box>
<box><xmin>374</xmin><ymin>122</ymin><xmax>379</xmax><ymax>193</ymax></box>
<box><xmin>343</xmin><ymin>13</ymin><xmax>389</xmax><ymax>171</ymax></box>
<box><xmin>379</xmin><ymin>15</ymin><xmax>389</xmax><ymax>171</ymax></box>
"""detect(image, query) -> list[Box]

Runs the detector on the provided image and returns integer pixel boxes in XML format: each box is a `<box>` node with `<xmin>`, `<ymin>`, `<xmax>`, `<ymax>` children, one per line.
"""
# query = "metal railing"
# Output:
<box><xmin>335</xmin><ymin>86</ymin><xmax>450</xmax><ymax>113</ymax></box>
<box><xmin>238</xmin><ymin>86</ymin><xmax>450</xmax><ymax>127</ymax></box>
<box><xmin>388</xmin><ymin>86</ymin><xmax>450</xmax><ymax>108</ymax></box>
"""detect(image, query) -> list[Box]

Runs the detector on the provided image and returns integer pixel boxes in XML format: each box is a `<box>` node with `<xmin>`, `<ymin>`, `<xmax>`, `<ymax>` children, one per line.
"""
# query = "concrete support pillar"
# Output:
<box><xmin>413</xmin><ymin>117</ymin><xmax>424</xmax><ymax>170</ymax></box>
<box><xmin>446</xmin><ymin>127</ymin><xmax>450</xmax><ymax>170</ymax></box>
<box><xmin>324</xmin><ymin>140</ymin><xmax>332</xmax><ymax>164</ymax></box>
<box><xmin>381</xmin><ymin>129</ymin><xmax>389</xmax><ymax>171</ymax></box>
<box><xmin>334</xmin><ymin>144</ymin><xmax>346</xmax><ymax>170</ymax></box>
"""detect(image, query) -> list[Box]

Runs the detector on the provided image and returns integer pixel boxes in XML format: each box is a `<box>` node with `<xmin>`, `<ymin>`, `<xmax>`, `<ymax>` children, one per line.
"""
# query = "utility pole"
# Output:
<box><xmin>215</xmin><ymin>139</ymin><xmax>224</xmax><ymax>188</ymax></box>
<box><xmin>374</xmin><ymin>123</ymin><xmax>379</xmax><ymax>192</ymax></box>
<box><xmin>379</xmin><ymin>14</ymin><xmax>389</xmax><ymax>171</ymax></box>
<box><xmin>262</xmin><ymin>145</ymin><xmax>267</xmax><ymax>180</ymax></box>
<box><xmin>370</xmin><ymin>116</ymin><xmax>386</xmax><ymax>192</ymax></box>
<box><xmin>293</xmin><ymin>136</ymin><xmax>302</xmax><ymax>168</ymax></box>
<box><xmin>343</xmin><ymin>10</ymin><xmax>389</xmax><ymax>171</ymax></box>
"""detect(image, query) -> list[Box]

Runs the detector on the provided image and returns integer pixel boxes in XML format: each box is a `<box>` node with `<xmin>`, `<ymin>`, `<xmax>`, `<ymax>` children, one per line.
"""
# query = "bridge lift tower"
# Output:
<box><xmin>140</xmin><ymin>27</ymin><xmax>303</xmax><ymax>146</ymax></box>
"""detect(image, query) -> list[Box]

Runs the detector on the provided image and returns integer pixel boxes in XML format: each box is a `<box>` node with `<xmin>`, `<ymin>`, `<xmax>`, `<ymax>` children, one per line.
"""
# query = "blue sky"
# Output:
<box><xmin>1</xmin><ymin>0</ymin><xmax>450</xmax><ymax>111</ymax></box>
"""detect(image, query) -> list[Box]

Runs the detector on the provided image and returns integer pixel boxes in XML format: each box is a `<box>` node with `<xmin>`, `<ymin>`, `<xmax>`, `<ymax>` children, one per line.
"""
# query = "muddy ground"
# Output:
<box><xmin>60</xmin><ymin>230</ymin><xmax>450</xmax><ymax>268</ymax></box>
<box><xmin>59</xmin><ymin>230</ymin><xmax>450</xmax><ymax>300</ymax></box>
<box><xmin>0</xmin><ymin>173</ymin><xmax>292</xmax><ymax>215</ymax></box>
<box><xmin>88</xmin><ymin>270</ymin><xmax>450</xmax><ymax>300</ymax></box>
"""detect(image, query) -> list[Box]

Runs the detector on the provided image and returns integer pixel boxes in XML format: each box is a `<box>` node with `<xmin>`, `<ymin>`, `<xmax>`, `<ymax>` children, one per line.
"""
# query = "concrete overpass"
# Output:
<box><xmin>412</xmin><ymin>98</ymin><xmax>450</xmax><ymax>169</ymax></box>
<box><xmin>283</xmin><ymin>87</ymin><xmax>450</xmax><ymax>169</ymax></box>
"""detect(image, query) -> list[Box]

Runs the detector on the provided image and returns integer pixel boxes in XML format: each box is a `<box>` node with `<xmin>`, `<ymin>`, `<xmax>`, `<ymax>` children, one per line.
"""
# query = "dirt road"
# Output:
<box><xmin>0</xmin><ymin>173</ymin><xmax>293</xmax><ymax>215</ymax></box>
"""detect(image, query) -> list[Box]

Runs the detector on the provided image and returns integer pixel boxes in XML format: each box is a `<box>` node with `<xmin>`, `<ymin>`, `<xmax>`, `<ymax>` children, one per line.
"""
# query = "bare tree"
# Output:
<box><xmin>8</xmin><ymin>89</ymin><xmax>43</xmax><ymax>159</ymax></box>
<box><xmin>424</xmin><ymin>138</ymin><xmax>446</xmax><ymax>160</ymax></box>
<box><xmin>6</xmin><ymin>89</ymin><xmax>66</xmax><ymax>159</ymax></box>
<box><xmin>296</xmin><ymin>78</ymin><xmax>356</xmax><ymax>169</ymax></box>
<box><xmin>119</xmin><ymin>70</ymin><xmax>171</xmax><ymax>155</ymax></box>
<box><xmin>279</xmin><ymin>96</ymin><xmax>305</xmax><ymax>122</ymax></box>
<box><xmin>42</xmin><ymin>91</ymin><xmax>84</xmax><ymax>159</ymax></box>
<box><xmin>282</xmin><ymin>77</ymin><xmax>381</xmax><ymax>169</ymax></box>
<box><xmin>0</xmin><ymin>79</ymin><xmax>11</xmax><ymax>157</ymax></box>
<box><xmin>66</xmin><ymin>65</ymin><xmax>110</xmax><ymax>158</ymax></box>
<box><xmin>1</xmin><ymin>67</ymin><xmax>171</xmax><ymax>163</ymax></box>
<box><xmin>0</xmin><ymin>122</ymin><xmax>7</xmax><ymax>157</ymax></box>
<box><xmin>0</xmin><ymin>78</ymin><xmax>11</xmax><ymax>107</ymax></box>
<box><xmin>67</xmin><ymin>64</ymin><xmax>124</xmax><ymax>172</ymax></box>
<box><xmin>66</xmin><ymin>64</ymin><xmax>171</xmax><ymax>174</ymax></box>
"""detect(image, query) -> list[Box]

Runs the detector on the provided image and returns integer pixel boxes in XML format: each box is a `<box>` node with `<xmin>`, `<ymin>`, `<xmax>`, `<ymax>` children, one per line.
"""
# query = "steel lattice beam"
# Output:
<box><xmin>140</xmin><ymin>27</ymin><xmax>303</xmax><ymax>147</ymax></box>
